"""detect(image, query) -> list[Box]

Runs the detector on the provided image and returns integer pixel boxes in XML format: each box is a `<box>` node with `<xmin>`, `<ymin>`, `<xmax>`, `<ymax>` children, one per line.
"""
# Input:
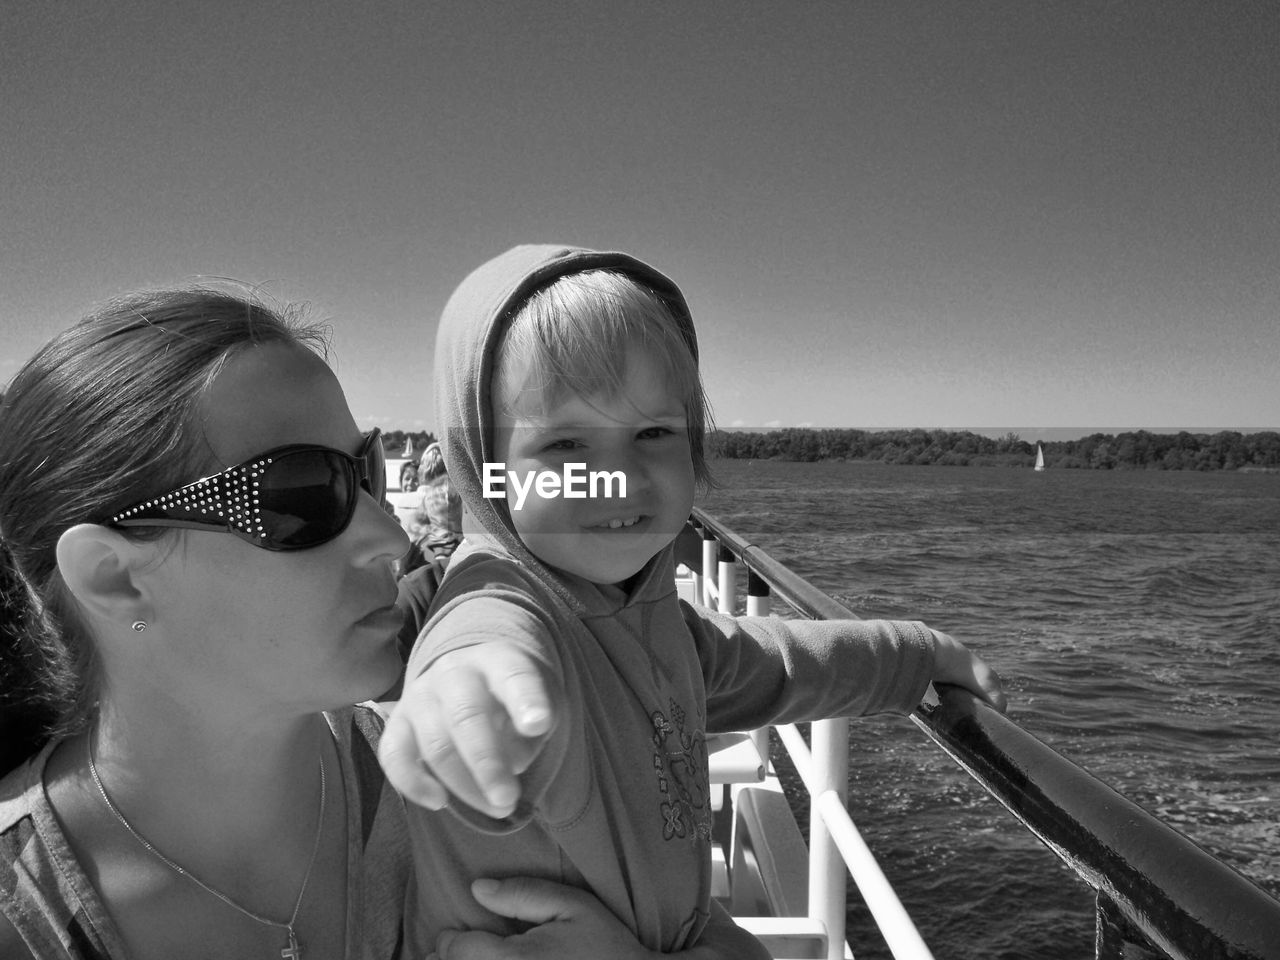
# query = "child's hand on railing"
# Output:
<box><xmin>379</xmin><ymin>643</ymin><xmax>556</xmax><ymax>818</ymax></box>
<box><xmin>928</xmin><ymin>629</ymin><xmax>1008</xmax><ymax>712</ymax></box>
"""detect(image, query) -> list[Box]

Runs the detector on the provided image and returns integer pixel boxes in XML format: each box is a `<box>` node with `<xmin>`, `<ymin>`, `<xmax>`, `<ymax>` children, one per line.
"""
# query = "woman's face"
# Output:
<box><xmin>139</xmin><ymin>341</ymin><xmax>408</xmax><ymax>716</ymax></box>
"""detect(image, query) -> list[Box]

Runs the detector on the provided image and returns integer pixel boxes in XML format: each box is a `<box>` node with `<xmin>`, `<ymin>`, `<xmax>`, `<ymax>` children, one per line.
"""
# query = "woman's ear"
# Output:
<box><xmin>55</xmin><ymin>524</ymin><xmax>155</xmax><ymax>630</ymax></box>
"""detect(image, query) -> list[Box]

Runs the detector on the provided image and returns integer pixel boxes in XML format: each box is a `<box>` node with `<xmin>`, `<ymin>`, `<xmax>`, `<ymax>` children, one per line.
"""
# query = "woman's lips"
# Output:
<box><xmin>357</xmin><ymin>603</ymin><xmax>404</xmax><ymax>630</ymax></box>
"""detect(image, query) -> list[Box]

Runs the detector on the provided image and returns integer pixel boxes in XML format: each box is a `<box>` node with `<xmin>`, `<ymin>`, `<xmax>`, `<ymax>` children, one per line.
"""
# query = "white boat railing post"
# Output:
<box><xmin>745</xmin><ymin>569</ymin><xmax>769</xmax><ymax>617</ymax></box>
<box><xmin>702</xmin><ymin>531</ymin><xmax>719</xmax><ymax>608</ymax></box>
<box><xmin>745</xmin><ymin>570</ymin><xmax>771</xmax><ymax>763</ymax></box>
<box><xmin>778</xmin><ymin>722</ymin><xmax>936</xmax><ymax>960</ymax></box>
<box><xmin>717</xmin><ymin>544</ymin><xmax>736</xmax><ymax>615</ymax></box>
<box><xmin>811</xmin><ymin>717</ymin><xmax>852</xmax><ymax>960</ymax></box>
<box><xmin>687</xmin><ymin>520</ymin><xmax>706</xmax><ymax>603</ymax></box>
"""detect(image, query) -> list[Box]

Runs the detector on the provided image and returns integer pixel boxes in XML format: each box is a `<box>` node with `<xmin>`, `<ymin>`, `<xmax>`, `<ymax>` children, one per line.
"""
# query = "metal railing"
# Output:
<box><xmin>684</xmin><ymin>508</ymin><xmax>1280</xmax><ymax>960</ymax></box>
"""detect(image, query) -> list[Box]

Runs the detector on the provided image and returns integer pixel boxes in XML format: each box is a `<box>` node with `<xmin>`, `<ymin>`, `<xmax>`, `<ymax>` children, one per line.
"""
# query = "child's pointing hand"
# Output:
<box><xmin>380</xmin><ymin>643</ymin><xmax>555</xmax><ymax>818</ymax></box>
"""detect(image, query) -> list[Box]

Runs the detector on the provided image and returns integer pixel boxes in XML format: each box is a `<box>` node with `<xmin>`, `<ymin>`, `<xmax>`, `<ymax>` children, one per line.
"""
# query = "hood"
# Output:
<box><xmin>432</xmin><ymin>244</ymin><xmax>697</xmax><ymax>607</ymax></box>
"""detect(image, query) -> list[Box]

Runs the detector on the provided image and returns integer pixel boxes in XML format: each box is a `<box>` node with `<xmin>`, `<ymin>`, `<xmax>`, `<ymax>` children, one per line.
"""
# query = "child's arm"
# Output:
<box><xmin>686</xmin><ymin>604</ymin><xmax>1006</xmax><ymax>732</ymax></box>
<box><xmin>430</xmin><ymin>878</ymin><xmax>771</xmax><ymax>960</ymax></box>
<box><xmin>381</xmin><ymin>604</ymin><xmax>1005</xmax><ymax>816</ymax></box>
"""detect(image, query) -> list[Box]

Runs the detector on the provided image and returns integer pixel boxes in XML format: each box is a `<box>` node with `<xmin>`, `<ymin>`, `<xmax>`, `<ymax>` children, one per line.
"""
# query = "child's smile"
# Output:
<box><xmin>493</xmin><ymin>348</ymin><xmax>696</xmax><ymax>586</ymax></box>
<box><xmin>590</xmin><ymin>515</ymin><xmax>643</xmax><ymax>529</ymax></box>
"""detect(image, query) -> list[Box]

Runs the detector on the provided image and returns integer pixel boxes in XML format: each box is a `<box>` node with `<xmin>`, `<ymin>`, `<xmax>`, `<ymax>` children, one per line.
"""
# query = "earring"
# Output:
<box><xmin>131</xmin><ymin>620</ymin><xmax>148</xmax><ymax>632</ymax></box>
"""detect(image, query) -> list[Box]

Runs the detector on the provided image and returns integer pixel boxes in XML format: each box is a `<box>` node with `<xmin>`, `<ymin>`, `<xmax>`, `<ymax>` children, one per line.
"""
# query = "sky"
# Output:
<box><xmin>3</xmin><ymin>1</ymin><xmax>1277</xmax><ymax>438</ymax></box>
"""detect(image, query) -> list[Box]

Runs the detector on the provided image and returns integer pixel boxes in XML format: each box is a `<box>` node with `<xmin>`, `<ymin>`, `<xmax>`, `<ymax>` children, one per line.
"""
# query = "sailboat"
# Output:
<box><xmin>1034</xmin><ymin>443</ymin><xmax>1045</xmax><ymax>471</ymax></box>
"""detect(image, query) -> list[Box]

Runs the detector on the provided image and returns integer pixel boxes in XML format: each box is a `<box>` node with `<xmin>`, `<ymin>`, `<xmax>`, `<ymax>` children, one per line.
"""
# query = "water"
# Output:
<box><xmin>696</xmin><ymin>460</ymin><xmax>1280</xmax><ymax>960</ymax></box>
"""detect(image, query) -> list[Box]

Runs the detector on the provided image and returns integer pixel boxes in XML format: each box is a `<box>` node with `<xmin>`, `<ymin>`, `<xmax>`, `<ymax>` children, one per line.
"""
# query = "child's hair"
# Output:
<box><xmin>494</xmin><ymin>269</ymin><xmax>715</xmax><ymax>488</ymax></box>
<box><xmin>0</xmin><ymin>286</ymin><xmax>327</xmax><ymax>771</ymax></box>
<box><xmin>419</xmin><ymin>442</ymin><xmax>448</xmax><ymax>482</ymax></box>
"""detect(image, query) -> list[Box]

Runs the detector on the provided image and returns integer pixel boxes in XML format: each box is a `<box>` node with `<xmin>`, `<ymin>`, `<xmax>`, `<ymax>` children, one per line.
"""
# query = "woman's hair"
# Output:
<box><xmin>0</xmin><ymin>286</ymin><xmax>328</xmax><ymax>772</ymax></box>
<box><xmin>419</xmin><ymin>442</ymin><xmax>447</xmax><ymax>482</ymax></box>
<box><xmin>494</xmin><ymin>269</ymin><xmax>715</xmax><ymax>488</ymax></box>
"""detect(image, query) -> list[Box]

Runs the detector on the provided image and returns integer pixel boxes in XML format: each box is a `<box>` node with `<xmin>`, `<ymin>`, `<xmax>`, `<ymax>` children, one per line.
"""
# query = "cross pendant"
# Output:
<box><xmin>281</xmin><ymin>929</ymin><xmax>302</xmax><ymax>960</ymax></box>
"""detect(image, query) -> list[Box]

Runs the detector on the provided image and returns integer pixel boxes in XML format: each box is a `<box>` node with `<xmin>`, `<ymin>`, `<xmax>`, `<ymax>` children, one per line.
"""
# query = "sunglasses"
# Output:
<box><xmin>108</xmin><ymin>429</ymin><xmax>387</xmax><ymax>551</ymax></box>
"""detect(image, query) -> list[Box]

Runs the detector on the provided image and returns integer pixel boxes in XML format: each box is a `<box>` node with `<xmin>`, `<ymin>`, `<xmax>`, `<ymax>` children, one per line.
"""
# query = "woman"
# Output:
<box><xmin>0</xmin><ymin>290</ymin><xmax>414</xmax><ymax>958</ymax></box>
<box><xmin>0</xmin><ymin>288</ymin><xmax>766</xmax><ymax>960</ymax></box>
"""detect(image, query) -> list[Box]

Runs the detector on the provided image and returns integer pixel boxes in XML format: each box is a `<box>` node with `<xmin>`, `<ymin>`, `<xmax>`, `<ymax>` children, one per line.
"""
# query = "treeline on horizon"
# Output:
<box><xmin>377</xmin><ymin>427</ymin><xmax>1279</xmax><ymax>471</ymax></box>
<box><xmin>706</xmin><ymin>428</ymin><xmax>1280</xmax><ymax>471</ymax></box>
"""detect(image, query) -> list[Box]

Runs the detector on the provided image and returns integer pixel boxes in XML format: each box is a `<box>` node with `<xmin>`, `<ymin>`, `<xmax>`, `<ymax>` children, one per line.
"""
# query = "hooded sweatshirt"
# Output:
<box><xmin>403</xmin><ymin>244</ymin><xmax>937</xmax><ymax>952</ymax></box>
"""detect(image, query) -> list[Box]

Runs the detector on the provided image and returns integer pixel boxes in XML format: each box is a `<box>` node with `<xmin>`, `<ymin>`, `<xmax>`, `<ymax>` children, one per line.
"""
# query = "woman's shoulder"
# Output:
<box><xmin>326</xmin><ymin>705</ymin><xmax>398</xmax><ymax>805</ymax></box>
<box><xmin>0</xmin><ymin>746</ymin><xmax>46</xmax><ymax>836</ymax></box>
<box><xmin>0</xmin><ymin>743</ymin><xmax>114</xmax><ymax>959</ymax></box>
<box><xmin>325</xmin><ymin>703</ymin><xmax>388</xmax><ymax>753</ymax></box>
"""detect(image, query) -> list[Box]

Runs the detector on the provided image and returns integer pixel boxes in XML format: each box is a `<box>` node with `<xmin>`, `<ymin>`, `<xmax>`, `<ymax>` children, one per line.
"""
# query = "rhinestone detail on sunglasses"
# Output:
<box><xmin>110</xmin><ymin>456</ymin><xmax>276</xmax><ymax>542</ymax></box>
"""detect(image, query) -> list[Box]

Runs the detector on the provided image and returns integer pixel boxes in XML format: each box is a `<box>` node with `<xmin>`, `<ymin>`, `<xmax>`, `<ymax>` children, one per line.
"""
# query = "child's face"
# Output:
<box><xmin>492</xmin><ymin>347</ymin><xmax>695</xmax><ymax>586</ymax></box>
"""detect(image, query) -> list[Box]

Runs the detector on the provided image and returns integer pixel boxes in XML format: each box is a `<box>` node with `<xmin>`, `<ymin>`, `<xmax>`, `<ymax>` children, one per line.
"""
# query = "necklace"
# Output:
<box><xmin>87</xmin><ymin>732</ymin><xmax>326</xmax><ymax>960</ymax></box>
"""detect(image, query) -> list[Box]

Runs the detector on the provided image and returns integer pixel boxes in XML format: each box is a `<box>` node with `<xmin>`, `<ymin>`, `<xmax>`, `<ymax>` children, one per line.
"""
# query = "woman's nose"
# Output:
<box><xmin>352</xmin><ymin>491</ymin><xmax>411</xmax><ymax>560</ymax></box>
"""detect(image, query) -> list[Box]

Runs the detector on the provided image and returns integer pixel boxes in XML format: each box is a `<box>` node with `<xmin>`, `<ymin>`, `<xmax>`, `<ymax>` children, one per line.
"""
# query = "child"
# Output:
<box><xmin>385</xmin><ymin>245</ymin><xmax>1005</xmax><ymax>955</ymax></box>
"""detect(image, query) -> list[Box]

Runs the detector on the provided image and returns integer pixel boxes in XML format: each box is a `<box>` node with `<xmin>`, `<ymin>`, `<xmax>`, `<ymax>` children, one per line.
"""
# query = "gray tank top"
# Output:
<box><xmin>0</xmin><ymin>706</ymin><xmax>413</xmax><ymax>958</ymax></box>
